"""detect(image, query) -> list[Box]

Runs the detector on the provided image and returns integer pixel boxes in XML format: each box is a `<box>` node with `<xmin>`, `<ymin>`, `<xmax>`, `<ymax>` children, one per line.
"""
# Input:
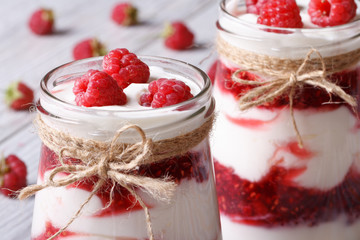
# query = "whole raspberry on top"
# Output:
<box><xmin>73</xmin><ymin>69</ymin><xmax>127</xmax><ymax>107</ymax></box>
<box><xmin>139</xmin><ymin>78</ymin><xmax>193</xmax><ymax>108</ymax></box>
<box><xmin>308</xmin><ymin>0</ymin><xmax>357</xmax><ymax>27</ymax></box>
<box><xmin>102</xmin><ymin>48</ymin><xmax>150</xmax><ymax>89</ymax></box>
<box><xmin>246</xmin><ymin>0</ymin><xmax>268</xmax><ymax>14</ymax></box>
<box><xmin>5</xmin><ymin>81</ymin><xmax>34</xmax><ymax>111</ymax></box>
<box><xmin>111</xmin><ymin>2</ymin><xmax>138</xmax><ymax>26</ymax></box>
<box><xmin>162</xmin><ymin>22</ymin><xmax>194</xmax><ymax>50</ymax></box>
<box><xmin>73</xmin><ymin>38</ymin><xmax>107</xmax><ymax>60</ymax></box>
<box><xmin>257</xmin><ymin>0</ymin><xmax>303</xmax><ymax>28</ymax></box>
<box><xmin>29</xmin><ymin>8</ymin><xmax>54</xmax><ymax>35</ymax></box>
<box><xmin>0</xmin><ymin>154</ymin><xmax>27</xmax><ymax>198</ymax></box>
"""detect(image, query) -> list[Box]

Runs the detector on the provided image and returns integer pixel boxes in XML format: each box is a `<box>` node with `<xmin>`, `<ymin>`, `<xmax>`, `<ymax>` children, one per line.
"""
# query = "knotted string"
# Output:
<box><xmin>231</xmin><ymin>49</ymin><xmax>357</xmax><ymax>147</ymax></box>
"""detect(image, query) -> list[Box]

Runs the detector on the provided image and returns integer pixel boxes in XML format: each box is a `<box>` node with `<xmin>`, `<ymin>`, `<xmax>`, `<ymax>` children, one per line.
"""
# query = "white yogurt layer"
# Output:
<box><xmin>219</xmin><ymin>0</ymin><xmax>360</xmax><ymax>58</ymax></box>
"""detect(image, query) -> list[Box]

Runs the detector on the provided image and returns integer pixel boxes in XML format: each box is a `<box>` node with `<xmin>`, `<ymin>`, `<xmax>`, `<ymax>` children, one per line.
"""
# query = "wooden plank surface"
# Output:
<box><xmin>0</xmin><ymin>0</ymin><xmax>219</xmax><ymax>239</ymax></box>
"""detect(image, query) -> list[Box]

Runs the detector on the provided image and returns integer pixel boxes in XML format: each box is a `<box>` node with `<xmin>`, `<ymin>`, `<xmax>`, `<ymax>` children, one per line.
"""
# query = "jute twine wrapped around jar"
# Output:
<box><xmin>19</xmin><ymin>114</ymin><xmax>214</xmax><ymax>240</ymax></box>
<box><xmin>216</xmin><ymin>35</ymin><xmax>359</xmax><ymax>147</ymax></box>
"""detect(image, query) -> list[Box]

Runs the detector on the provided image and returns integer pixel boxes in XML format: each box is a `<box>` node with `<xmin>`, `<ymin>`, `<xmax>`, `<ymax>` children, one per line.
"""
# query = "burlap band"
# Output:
<box><xmin>217</xmin><ymin>36</ymin><xmax>360</xmax><ymax>76</ymax></box>
<box><xmin>19</xmin><ymin>114</ymin><xmax>214</xmax><ymax>240</ymax></box>
<box><xmin>216</xmin><ymin>35</ymin><xmax>358</xmax><ymax>147</ymax></box>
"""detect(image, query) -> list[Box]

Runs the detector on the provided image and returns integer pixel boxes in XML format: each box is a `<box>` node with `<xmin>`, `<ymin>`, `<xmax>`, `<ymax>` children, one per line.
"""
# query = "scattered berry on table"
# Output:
<box><xmin>102</xmin><ymin>48</ymin><xmax>150</xmax><ymax>89</ymax></box>
<box><xmin>308</xmin><ymin>0</ymin><xmax>357</xmax><ymax>27</ymax></box>
<box><xmin>5</xmin><ymin>81</ymin><xmax>34</xmax><ymax>111</ymax></box>
<box><xmin>111</xmin><ymin>2</ymin><xmax>138</xmax><ymax>26</ymax></box>
<box><xmin>257</xmin><ymin>0</ymin><xmax>303</xmax><ymax>28</ymax></box>
<box><xmin>162</xmin><ymin>22</ymin><xmax>194</xmax><ymax>50</ymax></box>
<box><xmin>28</xmin><ymin>8</ymin><xmax>54</xmax><ymax>35</ymax></box>
<box><xmin>73</xmin><ymin>69</ymin><xmax>127</xmax><ymax>107</ymax></box>
<box><xmin>246</xmin><ymin>0</ymin><xmax>268</xmax><ymax>14</ymax></box>
<box><xmin>0</xmin><ymin>154</ymin><xmax>27</xmax><ymax>198</ymax></box>
<box><xmin>73</xmin><ymin>38</ymin><xmax>107</xmax><ymax>60</ymax></box>
<box><xmin>139</xmin><ymin>78</ymin><xmax>193</xmax><ymax>108</ymax></box>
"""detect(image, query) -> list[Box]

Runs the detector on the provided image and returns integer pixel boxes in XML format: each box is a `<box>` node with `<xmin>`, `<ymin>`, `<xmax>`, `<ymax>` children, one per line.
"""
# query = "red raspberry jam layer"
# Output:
<box><xmin>215</xmin><ymin>61</ymin><xmax>360</xmax><ymax>111</ymax></box>
<box><xmin>33</xmin><ymin>221</ymin><xmax>80</xmax><ymax>240</ymax></box>
<box><xmin>39</xmin><ymin>145</ymin><xmax>209</xmax><ymax>216</ymax></box>
<box><xmin>215</xmin><ymin>160</ymin><xmax>360</xmax><ymax>227</ymax></box>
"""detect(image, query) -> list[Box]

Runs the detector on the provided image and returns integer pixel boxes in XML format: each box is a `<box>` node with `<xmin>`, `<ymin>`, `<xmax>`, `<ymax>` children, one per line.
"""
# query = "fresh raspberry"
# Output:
<box><xmin>308</xmin><ymin>0</ymin><xmax>357</xmax><ymax>27</ymax></box>
<box><xmin>162</xmin><ymin>22</ymin><xmax>194</xmax><ymax>50</ymax></box>
<box><xmin>73</xmin><ymin>69</ymin><xmax>127</xmax><ymax>107</ymax></box>
<box><xmin>0</xmin><ymin>154</ymin><xmax>27</xmax><ymax>197</ymax></box>
<box><xmin>111</xmin><ymin>2</ymin><xmax>138</xmax><ymax>26</ymax></box>
<box><xmin>246</xmin><ymin>0</ymin><xmax>268</xmax><ymax>14</ymax></box>
<box><xmin>28</xmin><ymin>8</ymin><xmax>54</xmax><ymax>35</ymax></box>
<box><xmin>139</xmin><ymin>78</ymin><xmax>193</xmax><ymax>108</ymax></box>
<box><xmin>102</xmin><ymin>48</ymin><xmax>150</xmax><ymax>89</ymax></box>
<box><xmin>73</xmin><ymin>38</ymin><xmax>107</xmax><ymax>60</ymax></box>
<box><xmin>5</xmin><ymin>81</ymin><xmax>34</xmax><ymax>111</ymax></box>
<box><xmin>257</xmin><ymin>0</ymin><xmax>303</xmax><ymax>28</ymax></box>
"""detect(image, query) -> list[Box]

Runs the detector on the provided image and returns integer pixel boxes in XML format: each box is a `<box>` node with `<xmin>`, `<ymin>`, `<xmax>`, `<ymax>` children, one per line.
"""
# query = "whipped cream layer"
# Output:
<box><xmin>219</xmin><ymin>0</ymin><xmax>360</xmax><ymax>58</ymax></box>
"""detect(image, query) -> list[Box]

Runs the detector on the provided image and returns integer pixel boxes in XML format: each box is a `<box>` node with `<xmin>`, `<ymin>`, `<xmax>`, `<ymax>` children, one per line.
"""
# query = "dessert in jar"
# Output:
<box><xmin>22</xmin><ymin>50</ymin><xmax>221</xmax><ymax>240</ymax></box>
<box><xmin>212</xmin><ymin>0</ymin><xmax>360</xmax><ymax>239</ymax></box>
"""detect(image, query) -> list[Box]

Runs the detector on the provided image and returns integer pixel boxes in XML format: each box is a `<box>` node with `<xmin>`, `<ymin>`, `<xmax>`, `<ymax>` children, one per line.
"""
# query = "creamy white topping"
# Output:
<box><xmin>219</xmin><ymin>0</ymin><xmax>360</xmax><ymax>58</ymax></box>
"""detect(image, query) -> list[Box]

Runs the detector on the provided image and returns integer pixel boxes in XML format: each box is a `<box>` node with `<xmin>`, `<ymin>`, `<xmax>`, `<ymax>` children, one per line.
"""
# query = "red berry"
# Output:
<box><xmin>111</xmin><ymin>2</ymin><xmax>138</xmax><ymax>26</ymax></box>
<box><xmin>5</xmin><ymin>81</ymin><xmax>34</xmax><ymax>111</ymax></box>
<box><xmin>73</xmin><ymin>69</ymin><xmax>127</xmax><ymax>107</ymax></box>
<box><xmin>162</xmin><ymin>22</ymin><xmax>194</xmax><ymax>50</ymax></box>
<box><xmin>73</xmin><ymin>38</ymin><xmax>107</xmax><ymax>60</ymax></box>
<box><xmin>257</xmin><ymin>0</ymin><xmax>303</xmax><ymax>28</ymax></box>
<box><xmin>102</xmin><ymin>48</ymin><xmax>150</xmax><ymax>89</ymax></box>
<box><xmin>139</xmin><ymin>78</ymin><xmax>193</xmax><ymax>108</ymax></box>
<box><xmin>29</xmin><ymin>8</ymin><xmax>54</xmax><ymax>35</ymax></box>
<box><xmin>246</xmin><ymin>0</ymin><xmax>268</xmax><ymax>14</ymax></box>
<box><xmin>308</xmin><ymin>0</ymin><xmax>357</xmax><ymax>27</ymax></box>
<box><xmin>0</xmin><ymin>154</ymin><xmax>27</xmax><ymax>197</ymax></box>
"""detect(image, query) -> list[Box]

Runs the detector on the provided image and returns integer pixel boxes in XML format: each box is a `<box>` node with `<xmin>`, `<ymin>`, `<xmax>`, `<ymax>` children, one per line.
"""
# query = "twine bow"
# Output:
<box><xmin>232</xmin><ymin>49</ymin><xmax>357</xmax><ymax>148</ymax></box>
<box><xmin>19</xmin><ymin>117</ymin><xmax>178</xmax><ymax>240</ymax></box>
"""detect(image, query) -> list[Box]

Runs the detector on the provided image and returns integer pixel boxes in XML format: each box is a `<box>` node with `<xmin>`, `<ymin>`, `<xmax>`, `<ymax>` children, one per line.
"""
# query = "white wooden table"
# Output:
<box><xmin>0</xmin><ymin>0</ymin><xmax>219</xmax><ymax>239</ymax></box>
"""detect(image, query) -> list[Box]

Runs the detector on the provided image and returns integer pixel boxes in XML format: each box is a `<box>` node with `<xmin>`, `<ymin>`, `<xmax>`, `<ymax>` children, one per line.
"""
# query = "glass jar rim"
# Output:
<box><xmin>39</xmin><ymin>55</ymin><xmax>212</xmax><ymax>118</ymax></box>
<box><xmin>219</xmin><ymin>0</ymin><xmax>360</xmax><ymax>35</ymax></box>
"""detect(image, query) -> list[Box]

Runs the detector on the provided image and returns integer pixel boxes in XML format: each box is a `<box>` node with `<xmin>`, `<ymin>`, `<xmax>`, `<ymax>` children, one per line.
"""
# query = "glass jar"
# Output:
<box><xmin>212</xmin><ymin>1</ymin><xmax>360</xmax><ymax>240</ymax></box>
<box><xmin>31</xmin><ymin>56</ymin><xmax>222</xmax><ymax>240</ymax></box>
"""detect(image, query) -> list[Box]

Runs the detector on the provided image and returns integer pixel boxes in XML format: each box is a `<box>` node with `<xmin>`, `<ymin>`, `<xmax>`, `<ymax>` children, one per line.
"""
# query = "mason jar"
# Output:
<box><xmin>212</xmin><ymin>0</ymin><xmax>360</xmax><ymax>239</ymax></box>
<box><xmin>29</xmin><ymin>56</ymin><xmax>222</xmax><ymax>240</ymax></box>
